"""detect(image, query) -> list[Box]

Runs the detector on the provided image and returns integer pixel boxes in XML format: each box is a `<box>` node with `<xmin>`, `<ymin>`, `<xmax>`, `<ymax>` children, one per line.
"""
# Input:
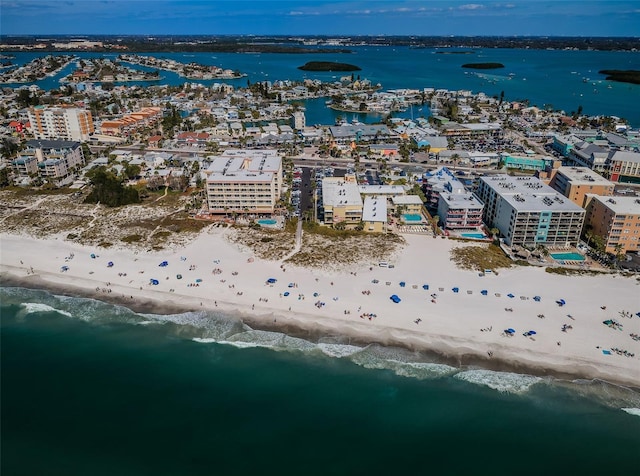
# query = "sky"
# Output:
<box><xmin>1</xmin><ymin>0</ymin><xmax>639</xmax><ymax>37</ymax></box>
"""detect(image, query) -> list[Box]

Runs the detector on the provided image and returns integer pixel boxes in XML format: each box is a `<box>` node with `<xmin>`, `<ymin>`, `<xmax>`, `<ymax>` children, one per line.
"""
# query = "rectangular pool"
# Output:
<box><xmin>461</xmin><ymin>233</ymin><xmax>487</xmax><ymax>239</ymax></box>
<box><xmin>402</xmin><ymin>214</ymin><xmax>423</xmax><ymax>222</ymax></box>
<box><xmin>551</xmin><ymin>252</ymin><xmax>585</xmax><ymax>261</ymax></box>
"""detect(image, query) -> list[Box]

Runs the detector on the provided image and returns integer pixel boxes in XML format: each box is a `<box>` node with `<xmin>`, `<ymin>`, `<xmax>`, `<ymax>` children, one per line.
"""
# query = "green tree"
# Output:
<box><xmin>84</xmin><ymin>167</ymin><xmax>140</xmax><ymax>207</ymax></box>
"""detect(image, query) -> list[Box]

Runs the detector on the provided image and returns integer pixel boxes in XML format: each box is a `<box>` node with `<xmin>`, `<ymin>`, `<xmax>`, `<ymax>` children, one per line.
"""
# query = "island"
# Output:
<box><xmin>461</xmin><ymin>62</ymin><xmax>505</xmax><ymax>70</ymax></box>
<box><xmin>598</xmin><ymin>69</ymin><xmax>640</xmax><ymax>85</ymax></box>
<box><xmin>298</xmin><ymin>61</ymin><xmax>361</xmax><ymax>72</ymax></box>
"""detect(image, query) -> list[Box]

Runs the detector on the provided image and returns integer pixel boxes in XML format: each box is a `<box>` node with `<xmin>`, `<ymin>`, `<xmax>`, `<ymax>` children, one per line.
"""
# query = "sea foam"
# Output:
<box><xmin>20</xmin><ymin>302</ymin><xmax>72</xmax><ymax>318</ymax></box>
<box><xmin>621</xmin><ymin>408</ymin><xmax>640</xmax><ymax>417</ymax></box>
<box><xmin>454</xmin><ymin>369</ymin><xmax>543</xmax><ymax>394</ymax></box>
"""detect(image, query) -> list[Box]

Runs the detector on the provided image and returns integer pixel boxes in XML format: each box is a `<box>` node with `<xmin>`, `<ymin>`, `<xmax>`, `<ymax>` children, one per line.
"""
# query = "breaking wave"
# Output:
<box><xmin>454</xmin><ymin>369</ymin><xmax>544</xmax><ymax>394</ymax></box>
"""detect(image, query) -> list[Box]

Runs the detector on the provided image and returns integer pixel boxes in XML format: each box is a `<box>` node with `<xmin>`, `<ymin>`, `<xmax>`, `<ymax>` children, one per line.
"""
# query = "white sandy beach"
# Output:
<box><xmin>1</xmin><ymin>227</ymin><xmax>639</xmax><ymax>386</ymax></box>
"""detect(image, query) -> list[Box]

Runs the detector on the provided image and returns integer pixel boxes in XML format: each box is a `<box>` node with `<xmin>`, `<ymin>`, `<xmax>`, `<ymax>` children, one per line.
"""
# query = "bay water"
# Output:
<box><xmin>4</xmin><ymin>46</ymin><xmax>640</xmax><ymax>126</ymax></box>
<box><xmin>2</xmin><ymin>286</ymin><xmax>639</xmax><ymax>475</ymax></box>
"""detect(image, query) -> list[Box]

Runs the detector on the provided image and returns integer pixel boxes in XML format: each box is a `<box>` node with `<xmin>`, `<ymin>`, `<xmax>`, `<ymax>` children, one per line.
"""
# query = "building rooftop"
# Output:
<box><xmin>592</xmin><ymin>195</ymin><xmax>640</xmax><ymax>215</ymax></box>
<box><xmin>391</xmin><ymin>195</ymin><xmax>423</xmax><ymax>205</ymax></box>
<box><xmin>556</xmin><ymin>166</ymin><xmax>613</xmax><ymax>186</ymax></box>
<box><xmin>323</xmin><ymin>178</ymin><xmax>363</xmax><ymax>208</ymax></box>
<box><xmin>206</xmin><ymin>149</ymin><xmax>281</xmax><ymax>175</ymax></box>
<box><xmin>608</xmin><ymin>150</ymin><xmax>640</xmax><ymax>164</ymax></box>
<box><xmin>480</xmin><ymin>175</ymin><xmax>585</xmax><ymax>213</ymax></box>
<box><xmin>362</xmin><ymin>196</ymin><xmax>387</xmax><ymax>222</ymax></box>
<box><xmin>359</xmin><ymin>184</ymin><xmax>405</xmax><ymax>196</ymax></box>
<box><xmin>439</xmin><ymin>191</ymin><xmax>484</xmax><ymax>210</ymax></box>
<box><xmin>26</xmin><ymin>139</ymin><xmax>80</xmax><ymax>150</ymax></box>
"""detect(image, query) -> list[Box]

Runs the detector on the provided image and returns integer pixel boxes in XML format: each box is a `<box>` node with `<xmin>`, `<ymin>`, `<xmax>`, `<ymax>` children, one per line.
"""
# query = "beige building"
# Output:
<box><xmin>99</xmin><ymin>107</ymin><xmax>162</xmax><ymax>136</ymax></box>
<box><xmin>584</xmin><ymin>195</ymin><xmax>640</xmax><ymax>254</ymax></box>
<box><xmin>204</xmin><ymin>149</ymin><xmax>283</xmax><ymax>215</ymax></box>
<box><xmin>28</xmin><ymin>106</ymin><xmax>94</xmax><ymax>142</ymax></box>
<box><xmin>12</xmin><ymin>139</ymin><xmax>85</xmax><ymax>186</ymax></box>
<box><xmin>549</xmin><ymin>166</ymin><xmax>615</xmax><ymax>207</ymax></box>
<box><xmin>362</xmin><ymin>196</ymin><xmax>387</xmax><ymax>233</ymax></box>
<box><xmin>322</xmin><ymin>176</ymin><xmax>363</xmax><ymax>228</ymax></box>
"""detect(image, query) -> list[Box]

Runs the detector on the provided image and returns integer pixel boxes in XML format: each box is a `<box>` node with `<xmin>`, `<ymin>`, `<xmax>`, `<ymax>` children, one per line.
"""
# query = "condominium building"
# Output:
<box><xmin>204</xmin><ymin>149</ymin><xmax>283</xmax><ymax>215</ymax></box>
<box><xmin>291</xmin><ymin>111</ymin><xmax>305</xmax><ymax>130</ymax></box>
<box><xmin>99</xmin><ymin>107</ymin><xmax>162</xmax><ymax>136</ymax></box>
<box><xmin>321</xmin><ymin>176</ymin><xmax>363</xmax><ymax>227</ymax></box>
<box><xmin>549</xmin><ymin>166</ymin><xmax>614</xmax><ymax>207</ymax></box>
<box><xmin>476</xmin><ymin>175</ymin><xmax>585</xmax><ymax>247</ymax></box>
<box><xmin>421</xmin><ymin>167</ymin><xmax>465</xmax><ymax>209</ymax></box>
<box><xmin>584</xmin><ymin>195</ymin><xmax>640</xmax><ymax>254</ymax></box>
<box><xmin>28</xmin><ymin>106</ymin><xmax>94</xmax><ymax>142</ymax></box>
<box><xmin>362</xmin><ymin>196</ymin><xmax>388</xmax><ymax>233</ymax></box>
<box><xmin>437</xmin><ymin>191</ymin><xmax>484</xmax><ymax>230</ymax></box>
<box><xmin>12</xmin><ymin>139</ymin><xmax>85</xmax><ymax>186</ymax></box>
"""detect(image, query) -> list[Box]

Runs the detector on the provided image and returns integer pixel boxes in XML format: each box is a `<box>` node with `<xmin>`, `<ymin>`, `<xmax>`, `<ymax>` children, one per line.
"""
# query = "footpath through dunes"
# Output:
<box><xmin>1</xmin><ymin>227</ymin><xmax>639</xmax><ymax>388</ymax></box>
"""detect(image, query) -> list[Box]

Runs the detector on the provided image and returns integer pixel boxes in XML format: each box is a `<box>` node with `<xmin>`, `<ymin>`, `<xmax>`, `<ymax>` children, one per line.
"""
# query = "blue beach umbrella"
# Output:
<box><xmin>452</xmin><ymin>287</ymin><xmax>459</xmax><ymax>293</ymax></box>
<box><xmin>422</xmin><ymin>284</ymin><xmax>429</xmax><ymax>290</ymax></box>
<box><xmin>159</xmin><ymin>261</ymin><xmax>168</xmax><ymax>267</ymax></box>
<box><xmin>481</xmin><ymin>290</ymin><xmax>488</xmax><ymax>295</ymax></box>
<box><xmin>399</xmin><ymin>282</ymin><xmax>406</xmax><ymax>287</ymax></box>
<box><xmin>390</xmin><ymin>294</ymin><xmax>401</xmax><ymax>303</ymax></box>
<box><xmin>507</xmin><ymin>293</ymin><xmax>515</xmax><ymax>298</ymax></box>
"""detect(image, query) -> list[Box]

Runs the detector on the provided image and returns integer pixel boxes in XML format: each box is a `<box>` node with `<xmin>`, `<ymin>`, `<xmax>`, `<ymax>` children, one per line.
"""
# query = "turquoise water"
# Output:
<box><xmin>2</xmin><ymin>286</ymin><xmax>639</xmax><ymax>475</ymax></box>
<box><xmin>462</xmin><ymin>233</ymin><xmax>487</xmax><ymax>239</ymax></box>
<box><xmin>403</xmin><ymin>213</ymin><xmax>423</xmax><ymax>222</ymax></box>
<box><xmin>551</xmin><ymin>252</ymin><xmax>585</xmax><ymax>261</ymax></box>
<box><xmin>4</xmin><ymin>48</ymin><xmax>640</xmax><ymax>126</ymax></box>
<box><xmin>257</xmin><ymin>218</ymin><xmax>277</xmax><ymax>225</ymax></box>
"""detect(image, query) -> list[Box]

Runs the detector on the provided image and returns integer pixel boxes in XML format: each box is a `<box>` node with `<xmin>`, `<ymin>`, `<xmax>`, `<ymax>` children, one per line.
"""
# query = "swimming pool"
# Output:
<box><xmin>551</xmin><ymin>252</ymin><xmax>585</xmax><ymax>261</ymax></box>
<box><xmin>257</xmin><ymin>219</ymin><xmax>277</xmax><ymax>226</ymax></box>
<box><xmin>402</xmin><ymin>214</ymin><xmax>423</xmax><ymax>222</ymax></box>
<box><xmin>461</xmin><ymin>233</ymin><xmax>487</xmax><ymax>239</ymax></box>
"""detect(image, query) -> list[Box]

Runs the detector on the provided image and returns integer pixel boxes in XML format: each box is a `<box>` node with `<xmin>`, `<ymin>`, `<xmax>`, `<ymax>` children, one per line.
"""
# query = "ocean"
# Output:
<box><xmin>3</xmin><ymin>46</ymin><xmax>640</xmax><ymax>126</ymax></box>
<box><xmin>2</xmin><ymin>286</ymin><xmax>639</xmax><ymax>476</ymax></box>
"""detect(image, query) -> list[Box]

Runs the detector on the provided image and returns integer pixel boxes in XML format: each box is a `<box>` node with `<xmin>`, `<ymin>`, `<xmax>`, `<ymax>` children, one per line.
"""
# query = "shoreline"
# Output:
<box><xmin>2</xmin><ymin>230</ymin><xmax>639</xmax><ymax>389</ymax></box>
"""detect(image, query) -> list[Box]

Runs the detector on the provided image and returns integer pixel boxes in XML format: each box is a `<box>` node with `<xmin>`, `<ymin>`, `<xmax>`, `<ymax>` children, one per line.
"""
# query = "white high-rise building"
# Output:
<box><xmin>204</xmin><ymin>149</ymin><xmax>283</xmax><ymax>215</ymax></box>
<box><xmin>28</xmin><ymin>106</ymin><xmax>94</xmax><ymax>142</ymax></box>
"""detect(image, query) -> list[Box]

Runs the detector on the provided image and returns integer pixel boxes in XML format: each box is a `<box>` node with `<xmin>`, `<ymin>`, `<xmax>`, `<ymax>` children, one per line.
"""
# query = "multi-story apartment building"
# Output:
<box><xmin>204</xmin><ymin>149</ymin><xmax>283</xmax><ymax>215</ymax></box>
<box><xmin>291</xmin><ymin>111</ymin><xmax>305</xmax><ymax>131</ymax></box>
<box><xmin>421</xmin><ymin>167</ymin><xmax>466</xmax><ymax>210</ymax></box>
<box><xmin>12</xmin><ymin>139</ymin><xmax>85</xmax><ymax>186</ymax></box>
<box><xmin>549</xmin><ymin>166</ymin><xmax>615</xmax><ymax>207</ymax></box>
<box><xmin>99</xmin><ymin>107</ymin><xmax>162</xmax><ymax>136</ymax></box>
<box><xmin>606</xmin><ymin>150</ymin><xmax>640</xmax><ymax>184</ymax></box>
<box><xmin>584</xmin><ymin>195</ymin><xmax>640</xmax><ymax>254</ymax></box>
<box><xmin>321</xmin><ymin>176</ymin><xmax>363</xmax><ymax>227</ymax></box>
<box><xmin>437</xmin><ymin>191</ymin><xmax>484</xmax><ymax>230</ymax></box>
<box><xmin>28</xmin><ymin>106</ymin><xmax>94</xmax><ymax>142</ymax></box>
<box><xmin>477</xmin><ymin>175</ymin><xmax>585</xmax><ymax>247</ymax></box>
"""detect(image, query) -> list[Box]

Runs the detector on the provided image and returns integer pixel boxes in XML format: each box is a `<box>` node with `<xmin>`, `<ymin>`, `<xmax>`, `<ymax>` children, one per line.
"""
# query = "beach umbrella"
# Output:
<box><xmin>390</xmin><ymin>294</ymin><xmax>401</xmax><ymax>303</ymax></box>
<box><xmin>557</xmin><ymin>299</ymin><xmax>566</xmax><ymax>306</ymax></box>
<box><xmin>159</xmin><ymin>261</ymin><xmax>168</xmax><ymax>267</ymax></box>
<box><xmin>422</xmin><ymin>284</ymin><xmax>429</xmax><ymax>290</ymax></box>
<box><xmin>528</xmin><ymin>330</ymin><xmax>537</xmax><ymax>335</ymax></box>
<box><xmin>452</xmin><ymin>287</ymin><xmax>459</xmax><ymax>293</ymax></box>
<box><xmin>533</xmin><ymin>296</ymin><xmax>541</xmax><ymax>302</ymax></box>
<box><xmin>195</xmin><ymin>278</ymin><xmax>202</xmax><ymax>283</ymax></box>
<box><xmin>267</xmin><ymin>278</ymin><xmax>277</xmax><ymax>284</ymax></box>
<box><xmin>507</xmin><ymin>293</ymin><xmax>515</xmax><ymax>298</ymax></box>
<box><xmin>107</xmin><ymin>261</ymin><xmax>114</xmax><ymax>267</ymax></box>
<box><xmin>176</xmin><ymin>274</ymin><xmax>182</xmax><ymax>279</ymax></box>
<box><xmin>150</xmin><ymin>279</ymin><xmax>159</xmax><ymax>285</ymax></box>
<box><xmin>481</xmin><ymin>290</ymin><xmax>488</xmax><ymax>295</ymax></box>
<box><xmin>288</xmin><ymin>283</ymin><xmax>295</xmax><ymax>288</ymax></box>
<box><xmin>507</xmin><ymin>328</ymin><xmax>515</xmax><ymax>334</ymax></box>
<box><xmin>90</xmin><ymin>253</ymin><xmax>96</xmax><ymax>259</ymax></box>
<box><xmin>284</xmin><ymin>291</ymin><xmax>290</xmax><ymax>297</ymax></box>
<box><xmin>399</xmin><ymin>282</ymin><xmax>406</xmax><ymax>287</ymax></box>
